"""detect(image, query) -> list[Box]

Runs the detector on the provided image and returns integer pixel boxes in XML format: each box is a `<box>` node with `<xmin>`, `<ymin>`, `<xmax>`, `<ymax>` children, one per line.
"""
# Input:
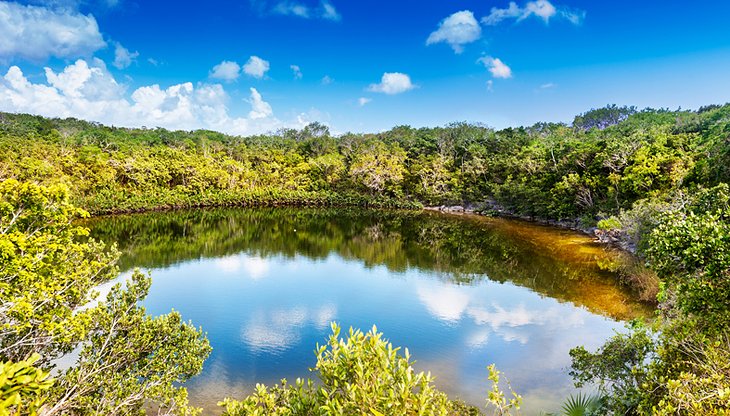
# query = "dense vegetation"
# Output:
<box><xmin>1</xmin><ymin>104</ymin><xmax>727</xmax><ymax>221</ymax></box>
<box><xmin>1</xmin><ymin>103</ymin><xmax>729</xmax><ymax>414</ymax></box>
<box><xmin>0</xmin><ymin>180</ymin><xmax>210</xmax><ymax>415</ymax></box>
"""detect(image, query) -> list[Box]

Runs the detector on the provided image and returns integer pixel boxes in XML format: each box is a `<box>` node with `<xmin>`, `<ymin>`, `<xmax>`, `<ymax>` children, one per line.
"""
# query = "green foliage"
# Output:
<box><xmin>569</xmin><ymin>323</ymin><xmax>655</xmax><ymax>414</ymax></box>
<box><xmin>559</xmin><ymin>393</ymin><xmax>601</xmax><ymax>416</ymax></box>
<box><xmin>646</xmin><ymin>209</ymin><xmax>730</xmax><ymax>320</ymax></box>
<box><xmin>1</xmin><ymin>103</ymin><xmax>726</xmax><ymax>220</ymax></box>
<box><xmin>2</xmin><ymin>102</ymin><xmax>730</xmax><ymax>414</ymax></box>
<box><xmin>485</xmin><ymin>364</ymin><xmax>522</xmax><ymax>416</ymax></box>
<box><xmin>349</xmin><ymin>140</ymin><xmax>408</xmax><ymax>197</ymax></box>
<box><xmin>570</xmin><ymin>182</ymin><xmax>730</xmax><ymax>415</ymax></box>
<box><xmin>219</xmin><ymin>323</ymin><xmax>478</xmax><ymax>416</ymax></box>
<box><xmin>573</xmin><ymin>105</ymin><xmax>637</xmax><ymax>131</ymax></box>
<box><xmin>0</xmin><ymin>180</ymin><xmax>211</xmax><ymax>415</ymax></box>
<box><xmin>648</xmin><ymin>319</ymin><xmax>730</xmax><ymax>415</ymax></box>
<box><xmin>50</xmin><ymin>271</ymin><xmax>211</xmax><ymax>415</ymax></box>
<box><xmin>0</xmin><ymin>354</ymin><xmax>53</xmax><ymax>416</ymax></box>
<box><xmin>0</xmin><ymin>179</ymin><xmax>117</xmax><ymax>364</ymax></box>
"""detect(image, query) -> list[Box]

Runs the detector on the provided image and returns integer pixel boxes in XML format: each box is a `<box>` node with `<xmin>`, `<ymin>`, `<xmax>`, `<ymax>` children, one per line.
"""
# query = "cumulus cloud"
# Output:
<box><xmin>0</xmin><ymin>2</ymin><xmax>106</xmax><ymax>61</ymax></box>
<box><xmin>357</xmin><ymin>97</ymin><xmax>371</xmax><ymax>107</ymax></box>
<box><xmin>112</xmin><ymin>42</ymin><xmax>139</xmax><ymax>69</ymax></box>
<box><xmin>243</xmin><ymin>56</ymin><xmax>270</xmax><ymax>79</ymax></box>
<box><xmin>44</xmin><ymin>58</ymin><xmax>123</xmax><ymax>100</ymax></box>
<box><xmin>320</xmin><ymin>75</ymin><xmax>333</xmax><ymax>85</ymax></box>
<box><xmin>426</xmin><ymin>10</ymin><xmax>481</xmax><ymax>54</ymax></box>
<box><xmin>209</xmin><ymin>60</ymin><xmax>241</xmax><ymax>81</ymax></box>
<box><xmin>257</xmin><ymin>0</ymin><xmax>341</xmax><ymax>21</ymax></box>
<box><xmin>290</xmin><ymin>64</ymin><xmax>302</xmax><ymax>79</ymax></box>
<box><xmin>248</xmin><ymin>87</ymin><xmax>273</xmax><ymax>119</ymax></box>
<box><xmin>367</xmin><ymin>72</ymin><xmax>415</xmax><ymax>95</ymax></box>
<box><xmin>478</xmin><ymin>56</ymin><xmax>512</xmax><ymax>79</ymax></box>
<box><xmin>482</xmin><ymin>0</ymin><xmax>584</xmax><ymax>25</ymax></box>
<box><xmin>0</xmin><ymin>59</ymin><xmax>284</xmax><ymax>136</ymax></box>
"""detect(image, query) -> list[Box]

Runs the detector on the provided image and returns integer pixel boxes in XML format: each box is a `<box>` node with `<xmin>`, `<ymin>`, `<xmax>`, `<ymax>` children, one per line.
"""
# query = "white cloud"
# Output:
<box><xmin>478</xmin><ymin>56</ymin><xmax>512</xmax><ymax>79</ymax></box>
<box><xmin>320</xmin><ymin>75</ymin><xmax>333</xmax><ymax>85</ymax></box>
<box><xmin>290</xmin><ymin>64</ymin><xmax>302</xmax><ymax>79</ymax></box>
<box><xmin>486</xmin><ymin>80</ymin><xmax>494</xmax><ymax>92</ymax></box>
<box><xmin>26</xmin><ymin>0</ymin><xmax>120</xmax><ymax>10</ymax></box>
<box><xmin>44</xmin><ymin>58</ymin><xmax>122</xmax><ymax>100</ymax></box>
<box><xmin>357</xmin><ymin>97</ymin><xmax>371</xmax><ymax>107</ymax></box>
<box><xmin>540</xmin><ymin>82</ymin><xmax>556</xmax><ymax>89</ymax></box>
<box><xmin>367</xmin><ymin>72</ymin><xmax>415</xmax><ymax>95</ymax></box>
<box><xmin>0</xmin><ymin>59</ymin><xmax>284</xmax><ymax>136</ymax></box>
<box><xmin>320</xmin><ymin>0</ymin><xmax>340</xmax><ymax>21</ymax></box>
<box><xmin>243</xmin><ymin>56</ymin><xmax>270</xmax><ymax>79</ymax></box>
<box><xmin>273</xmin><ymin>1</ymin><xmax>310</xmax><ymax>18</ymax></box>
<box><xmin>209</xmin><ymin>60</ymin><xmax>241</xmax><ymax>81</ymax></box>
<box><xmin>248</xmin><ymin>87</ymin><xmax>273</xmax><ymax>119</ymax></box>
<box><xmin>523</xmin><ymin>0</ymin><xmax>556</xmax><ymax>22</ymax></box>
<box><xmin>0</xmin><ymin>2</ymin><xmax>106</xmax><ymax>61</ymax></box>
<box><xmin>560</xmin><ymin>8</ymin><xmax>586</xmax><ymax>25</ymax></box>
<box><xmin>426</xmin><ymin>10</ymin><xmax>481</xmax><ymax>54</ymax></box>
<box><xmin>267</xmin><ymin>0</ymin><xmax>340</xmax><ymax>21</ymax></box>
<box><xmin>482</xmin><ymin>0</ymin><xmax>584</xmax><ymax>25</ymax></box>
<box><xmin>112</xmin><ymin>42</ymin><xmax>139</xmax><ymax>69</ymax></box>
<box><xmin>482</xmin><ymin>1</ymin><xmax>522</xmax><ymax>25</ymax></box>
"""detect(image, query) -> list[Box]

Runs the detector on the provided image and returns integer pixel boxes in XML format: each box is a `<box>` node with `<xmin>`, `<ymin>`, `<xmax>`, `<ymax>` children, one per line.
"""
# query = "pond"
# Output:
<box><xmin>86</xmin><ymin>208</ymin><xmax>653</xmax><ymax>415</ymax></box>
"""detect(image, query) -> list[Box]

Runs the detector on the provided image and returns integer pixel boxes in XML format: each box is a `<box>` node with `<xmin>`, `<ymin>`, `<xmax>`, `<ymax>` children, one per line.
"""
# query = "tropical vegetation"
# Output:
<box><xmin>1</xmin><ymin>102</ymin><xmax>729</xmax><ymax>414</ymax></box>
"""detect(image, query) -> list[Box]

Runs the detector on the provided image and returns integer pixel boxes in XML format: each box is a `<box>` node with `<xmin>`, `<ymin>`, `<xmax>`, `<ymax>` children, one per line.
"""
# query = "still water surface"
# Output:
<box><xmin>87</xmin><ymin>208</ymin><xmax>653</xmax><ymax>414</ymax></box>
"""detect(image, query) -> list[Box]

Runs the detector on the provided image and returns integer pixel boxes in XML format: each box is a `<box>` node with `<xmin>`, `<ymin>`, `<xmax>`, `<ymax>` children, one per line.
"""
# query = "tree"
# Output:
<box><xmin>349</xmin><ymin>141</ymin><xmax>407</xmax><ymax>197</ymax></box>
<box><xmin>573</xmin><ymin>105</ymin><xmax>637</xmax><ymax>131</ymax></box>
<box><xmin>0</xmin><ymin>180</ymin><xmax>211</xmax><ymax>415</ymax></box>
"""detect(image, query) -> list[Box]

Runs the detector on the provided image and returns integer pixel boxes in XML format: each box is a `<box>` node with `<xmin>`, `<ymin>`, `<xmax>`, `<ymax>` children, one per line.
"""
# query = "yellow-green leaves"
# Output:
<box><xmin>485</xmin><ymin>364</ymin><xmax>522</xmax><ymax>416</ymax></box>
<box><xmin>1</xmin><ymin>180</ymin><xmax>211</xmax><ymax>416</ymax></box>
<box><xmin>0</xmin><ymin>354</ymin><xmax>53</xmax><ymax>416</ymax></box>
<box><xmin>221</xmin><ymin>323</ymin><xmax>479</xmax><ymax>416</ymax></box>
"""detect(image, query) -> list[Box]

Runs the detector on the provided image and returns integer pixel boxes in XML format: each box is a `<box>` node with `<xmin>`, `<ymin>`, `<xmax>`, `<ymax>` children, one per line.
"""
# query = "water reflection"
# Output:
<box><xmin>85</xmin><ymin>208</ymin><xmax>654</xmax><ymax>414</ymax></box>
<box><xmin>241</xmin><ymin>304</ymin><xmax>337</xmax><ymax>353</ymax></box>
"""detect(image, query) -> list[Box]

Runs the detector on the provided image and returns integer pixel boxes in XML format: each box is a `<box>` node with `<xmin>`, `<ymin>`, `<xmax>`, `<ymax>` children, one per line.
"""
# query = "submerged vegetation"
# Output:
<box><xmin>1</xmin><ymin>102</ymin><xmax>729</xmax><ymax>414</ymax></box>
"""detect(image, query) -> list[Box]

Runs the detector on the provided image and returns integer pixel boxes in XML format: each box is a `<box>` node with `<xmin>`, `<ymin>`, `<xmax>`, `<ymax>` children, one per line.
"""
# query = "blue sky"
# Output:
<box><xmin>1</xmin><ymin>0</ymin><xmax>730</xmax><ymax>135</ymax></box>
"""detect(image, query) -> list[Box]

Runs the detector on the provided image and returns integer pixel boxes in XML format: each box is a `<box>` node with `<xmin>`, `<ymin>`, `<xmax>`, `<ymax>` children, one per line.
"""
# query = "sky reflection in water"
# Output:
<box><xmin>89</xmin><ymin>208</ymin><xmax>652</xmax><ymax>414</ymax></box>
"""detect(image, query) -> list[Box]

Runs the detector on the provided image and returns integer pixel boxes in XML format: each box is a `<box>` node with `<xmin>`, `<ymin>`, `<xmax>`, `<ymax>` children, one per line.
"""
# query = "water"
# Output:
<box><xmin>86</xmin><ymin>208</ymin><xmax>653</xmax><ymax>414</ymax></box>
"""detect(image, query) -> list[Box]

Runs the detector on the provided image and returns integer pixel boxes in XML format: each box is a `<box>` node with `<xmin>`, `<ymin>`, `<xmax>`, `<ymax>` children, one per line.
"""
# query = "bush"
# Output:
<box><xmin>220</xmin><ymin>324</ymin><xmax>477</xmax><ymax>416</ymax></box>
